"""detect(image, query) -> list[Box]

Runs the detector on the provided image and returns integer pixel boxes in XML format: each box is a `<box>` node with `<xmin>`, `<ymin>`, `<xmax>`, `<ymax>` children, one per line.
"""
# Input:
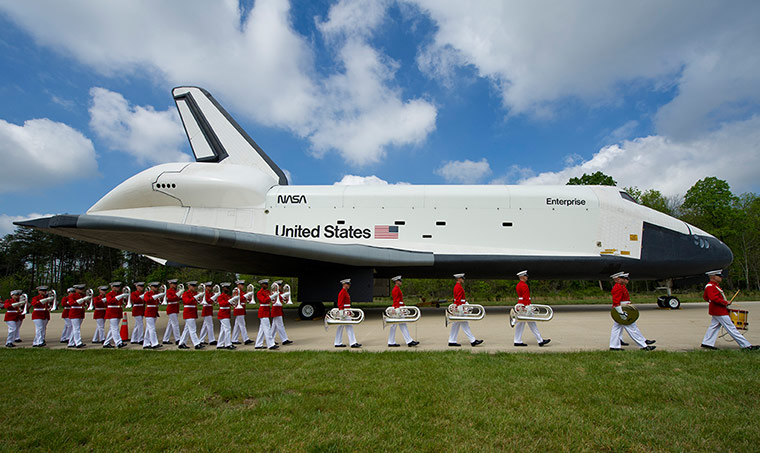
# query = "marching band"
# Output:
<box><xmin>3</xmin><ymin>269</ymin><xmax>759</xmax><ymax>351</ymax></box>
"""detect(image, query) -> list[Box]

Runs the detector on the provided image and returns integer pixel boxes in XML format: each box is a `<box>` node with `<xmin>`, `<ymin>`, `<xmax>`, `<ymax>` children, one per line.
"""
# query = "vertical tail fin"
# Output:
<box><xmin>172</xmin><ymin>86</ymin><xmax>288</xmax><ymax>185</ymax></box>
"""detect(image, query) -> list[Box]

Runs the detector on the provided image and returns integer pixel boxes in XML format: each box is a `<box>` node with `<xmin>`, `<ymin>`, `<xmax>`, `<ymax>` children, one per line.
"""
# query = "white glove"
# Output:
<box><xmin>116</xmin><ymin>293</ymin><xmax>129</xmax><ymax>301</ymax></box>
<box><xmin>152</xmin><ymin>292</ymin><xmax>166</xmax><ymax>301</ymax></box>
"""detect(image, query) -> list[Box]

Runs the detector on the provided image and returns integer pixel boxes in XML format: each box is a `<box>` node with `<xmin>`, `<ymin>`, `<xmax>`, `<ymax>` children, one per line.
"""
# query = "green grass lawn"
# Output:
<box><xmin>1</xmin><ymin>349</ymin><xmax>758</xmax><ymax>452</ymax></box>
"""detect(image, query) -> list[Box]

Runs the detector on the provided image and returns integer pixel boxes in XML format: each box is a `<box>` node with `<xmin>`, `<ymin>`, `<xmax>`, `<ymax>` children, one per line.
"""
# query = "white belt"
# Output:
<box><xmin>167</xmin><ymin>302</ymin><xmax>179</xmax><ymax>304</ymax></box>
<box><xmin>95</xmin><ymin>308</ymin><xmax>106</xmax><ymax>311</ymax></box>
<box><xmin>260</xmin><ymin>304</ymin><xmax>269</xmax><ymax>306</ymax></box>
<box><xmin>146</xmin><ymin>305</ymin><xmax>157</xmax><ymax>308</ymax></box>
<box><xmin>107</xmin><ymin>305</ymin><xmax>120</xmax><ymax>308</ymax></box>
<box><xmin>6</xmin><ymin>309</ymin><xmax>17</xmax><ymax>313</ymax></box>
<box><xmin>132</xmin><ymin>304</ymin><xmax>144</xmax><ymax>307</ymax></box>
<box><xmin>220</xmin><ymin>307</ymin><xmax>230</xmax><ymax>310</ymax></box>
<box><xmin>33</xmin><ymin>308</ymin><xmax>46</xmax><ymax>311</ymax></box>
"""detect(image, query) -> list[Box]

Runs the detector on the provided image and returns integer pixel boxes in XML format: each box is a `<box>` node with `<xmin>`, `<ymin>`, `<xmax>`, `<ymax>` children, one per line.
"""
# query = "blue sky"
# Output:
<box><xmin>1</xmin><ymin>0</ymin><xmax>759</xmax><ymax>234</ymax></box>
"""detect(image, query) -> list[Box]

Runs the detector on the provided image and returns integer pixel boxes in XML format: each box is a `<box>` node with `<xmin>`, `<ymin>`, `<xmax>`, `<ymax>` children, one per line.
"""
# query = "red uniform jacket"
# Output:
<box><xmin>105</xmin><ymin>290</ymin><xmax>123</xmax><ymax>319</ymax></box>
<box><xmin>143</xmin><ymin>291</ymin><xmax>159</xmax><ymax>318</ymax></box>
<box><xmin>130</xmin><ymin>290</ymin><xmax>144</xmax><ymax>316</ymax></box>
<box><xmin>217</xmin><ymin>293</ymin><xmax>231</xmax><ymax>320</ymax></box>
<box><xmin>516</xmin><ymin>281</ymin><xmax>531</xmax><ymax>306</ymax></box>
<box><xmin>256</xmin><ymin>288</ymin><xmax>271</xmax><ymax>318</ymax></box>
<box><xmin>337</xmin><ymin>288</ymin><xmax>351</xmax><ymax>310</ymax></box>
<box><xmin>202</xmin><ymin>289</ymin><xmax>214</xmax><ymax>317</ymax></box>
<box><xmin>272</xmin><ymin>293</ymin><xmax>284</xmax><ymax>317</ymax></box>
<box><xmin>611</xmin><ymin>283</ymin><xmax>630</xmax><ymax>307</ymax></box>
<box><xmin>3</xmin><ymin>299</ymin><xmax>19</xmax><ymax>322</ymax></box>
<box><xmin>182</xmin><ymin>290</ymin><xmax>198</xmax><ymax>319</ymax></box>
<box><xmin>69</xmin><ymin>295</ymin><xmax>86</xmax><ymax>319</ymax></box>
<box><xmin>704</xmin><ymin>282</ymin><xmax>729</xmax><ymax>316</ymax></box>
<box><xmin>392</xmin><ymin>286</ymin><xmax>404</xmax><ymax>309</ymax></box>
<box><xmin>453</xmin><ymin>282</ymin><xmax>466</xmax><ymax>305</ymax></box>
<box><xmin>62</xmin><ymin>294</ymin><xmax>73</xmax><ymax>319</ymax></box>
<box><xmin>31</xmin><ymin>295</ymin><xmax>49</xmax><ymax>320</ymax></box>
<box><xmin>93</xmin><ymin>295</ymin><xmax>106</xmax><ymax>319</ymax></box>
<box><xmin>165</xmin><ymin>287</ymin><xmax>180</xmax><ymax>315</ymax></box>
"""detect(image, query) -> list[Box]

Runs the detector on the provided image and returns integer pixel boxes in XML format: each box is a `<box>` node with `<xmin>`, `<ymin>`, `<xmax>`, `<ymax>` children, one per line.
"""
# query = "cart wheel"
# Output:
<box><xmin>665</xmin><ymin>296</ymin><xmax>680</xmax><ymax>309</ymax></box>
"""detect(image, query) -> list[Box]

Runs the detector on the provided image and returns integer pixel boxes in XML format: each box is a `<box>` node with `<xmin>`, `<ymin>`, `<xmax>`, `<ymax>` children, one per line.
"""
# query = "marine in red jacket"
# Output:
<box><xmin>333</xmin><ymin>278</ymin><xmax>360</xmax><ymax>348</ymax></box>
<box><xmin>30</xmin><ymin>287</ymin><xmax>52</xmax><ymax>347</ymax></box>
<box><xmin>387</xmin><ymin>276</ymin><xmax>418</xmax><ymax>347</ymax></box>
<box><xmin>141</xmin><ymin>282</ymin><xmax>163</xmax><ymax>349</ymax></box>
<box><xmin>700</xmin><ymin>270</ymin><xmax>757</xmax><ymax>350</ymax></box>
<box><xmin>91</xmin><ymin>286</ymin><xmax>108</xmax><ymax>344</ymax></box>
<box><xmin>104</xmin><ymin>282</ymin><xmax>128</xmax><ymax>348</ymax></box>
<box><xmin>253</xmin><ymin>280</ymin><xmax>277</xmax><ymax>349</ymax></box>
<box><xmin>216</xmin><ymin>284</ymin><xmax>234</xmax><ymax>349</ymax></box>
<box><xmin>448</xmin><ymin>273</ymin><xmax>482</xmax><ymax>347</ymax></box>
<box><xmin>513</xmin><ymin>270</ymin><xmax>549</xmax><ymax>347</ymax></box>
<box><xmin>609</xmin><ymin>272</ymin><xmax>654</xmax><ymax>351</ymax></box>
<box><xmin>162</xmin><ymin>279</ymin><xmax>181</xmax><ymax>344</ymax></box>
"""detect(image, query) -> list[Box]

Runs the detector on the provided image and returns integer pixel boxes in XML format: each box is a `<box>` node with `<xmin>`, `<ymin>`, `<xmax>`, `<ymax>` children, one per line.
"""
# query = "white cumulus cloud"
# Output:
<box><xmin>334</xmin><ymin>175</ymin><xmax>392</xmax><ymax>186</ymax></box>
<box><xmin>0</xmin><ymin>118</ymin><xmax>97</xmax><ymax>193</ymax></box>
<box><xmin>435</xmin><ymin>158</ymin><xmax>492</xmax><ymax>184</ymax></box>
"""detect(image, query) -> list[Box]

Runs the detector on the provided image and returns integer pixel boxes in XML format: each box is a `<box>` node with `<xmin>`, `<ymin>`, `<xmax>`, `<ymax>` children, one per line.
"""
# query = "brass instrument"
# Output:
<box><xmin>445</xmin><ymin>303</ymin><xmax>485</xmax><ymax>327</ymax></box>
<box><xmin>230</xmin><ymin>287</ymin><xmax>244</xmax><ymax>310</ymax></box>
<box><xmin>282</xmin><ymin>284</ymin><xmax>293</xmax><ymax>305</ymax></box>
<box><xmin>194</xmin><ymin>283</ymin><xmax>207</xmax><ymax>302</ymax></box>
<box><xmin>77</xmin><ymin>288</ymin><xmax>94</xmax><ymax>310</ymax></box>
<box><xmin>40</xmin><ymin>289</ymin><xmax>57</xmax><ymax>311</ymax></box>
<box><xmin>610</xmin><ymin>304</ymin><xmax>639</xmax><ymax>325</ymax></box>
<box><xmin>509</xmin><ymin>304</ymin><xmax>554</xmax><ymax>328</ymax></box>
<box><xmin>160</xmin><ymin>284</ymin><xmax>169</xmax><ymax>305</ymax></box>
<box><xmin>116</xmin><ymin>286</ymin><xmax>131</xmax><ymax>305</ymax></box>
<box><xmin>324</xmin><ymin>307</ymin><xmax>365</xmax><ymax>331</ymax></box>
<box><xmin>176</xmin><ymin>283</ymin><xmax>185</xmax><ymax>299</ymax></box>
<box><xmin>17</xmin><ymin>293</ymin><xmax>29</xmax><ymax>315</ymax></box>
<box><xmin>210</xmin><ymin>284</ymin><xmax>221</xmax><ymax>302</ymax></box>
<box><xmin>382</xmin><ymin>306</ymin><xmax>421</xmax><ymax>329</ymax></box>
<box><xmin>244</xmin><ymin>284</ymin><xmax>255</xmax><ymax>305</ymax></box>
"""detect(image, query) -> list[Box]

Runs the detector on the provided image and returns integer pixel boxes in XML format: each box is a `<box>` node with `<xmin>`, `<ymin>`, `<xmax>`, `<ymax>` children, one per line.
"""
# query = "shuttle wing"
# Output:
<box><xmin>15</xmin><ymin>215</ymin><xmax>434</xmax><ymax>274</ymax></box>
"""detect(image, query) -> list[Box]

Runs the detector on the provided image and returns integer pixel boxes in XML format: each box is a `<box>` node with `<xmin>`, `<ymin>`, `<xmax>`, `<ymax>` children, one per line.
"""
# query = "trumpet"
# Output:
<box><xmin>324</xmin><ymin>307</ymin><xmax>365</xmax><ymax>331</ymax></box>
<box><xmin>382</xmin><ymin>306</ymin><xmax>421</xmax><ymax>329</ymax></box>
<box><xmin>445</xmin><ymin>303</ymin><xmax>486</xmax><ymax>327</ymax></box>
<box><xmin>509</xmin><ymin>304</ymin><xmax>554</xmax><ymax>328</ymax></box>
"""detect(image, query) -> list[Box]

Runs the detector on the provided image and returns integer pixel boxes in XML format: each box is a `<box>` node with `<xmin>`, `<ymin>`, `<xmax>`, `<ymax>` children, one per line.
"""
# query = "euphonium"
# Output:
<box><xmin>324</xmin><ymin>307</ymin><xmax>365</xmax><ymax>331</ymax></box>
<box><xmin>79</xmin><ymin>288</ymin><xmax>94</xmax><ymax>310</ymax></box>
<box><xmin>230</xmin><ymin>287</ymin><xmax>244</xmax><ymax>310</ymax></box>
<box><xmin>210</xmin><ymin>284</ymin><xmax>221</xmax><ymax>302</ymax></box>
<box><xmin>508</xmin><ymin>303</ymin><xmax>554</xmax><ymax>328</ymax></box>
<box><xmin>19</xmin><ymin>293</ymin><xmax>29</xmax><ymax>315</ymax></box>
<box><xmin>176</xmin><ymin>283</ymin><xmax>185</xmax><ymax>298</ymax></box>
<box><xmin>160</xmin><ymin>284</ymin><xmax>169</xmax><ymax>305</ymax></box>
<box><xmin>41</xmin><ymin>289</ymin><xmax>57</xmax><ymax>311</ymax></box>
<box><xmin>382</xmin><ymin>305</ymin><xmax>421</xmax><ymax>329</ymax></box>
<box><xmin>194</xmin><ymin>283</ymin><xmax>207</xmax><ymax>302</ymax></box>
<box><xmin>445</xmin><ymin>303</ymin><xmax>486</xmax><ymax>327</ymax></box>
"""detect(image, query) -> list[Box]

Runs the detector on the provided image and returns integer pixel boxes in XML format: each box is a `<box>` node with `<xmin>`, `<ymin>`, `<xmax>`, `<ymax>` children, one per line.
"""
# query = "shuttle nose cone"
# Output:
<box><xmin>704</xmin><ymin>236</ymin><xmax>733</xmax><ymax>270</ymax></box>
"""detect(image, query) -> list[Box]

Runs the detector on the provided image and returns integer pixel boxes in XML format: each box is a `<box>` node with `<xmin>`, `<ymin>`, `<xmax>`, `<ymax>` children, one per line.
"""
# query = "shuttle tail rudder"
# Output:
<box><xmin>172</xmin><ymin>86</ymin><xmax>288</xmax><ymax>185</ymax></box>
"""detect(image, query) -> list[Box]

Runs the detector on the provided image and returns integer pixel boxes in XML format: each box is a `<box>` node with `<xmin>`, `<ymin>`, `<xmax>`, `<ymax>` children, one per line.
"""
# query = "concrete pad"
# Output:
<box><xmin>8</xmin><ymin>302</ymin><xmax>759</xmax><ymax>352</ymax></box>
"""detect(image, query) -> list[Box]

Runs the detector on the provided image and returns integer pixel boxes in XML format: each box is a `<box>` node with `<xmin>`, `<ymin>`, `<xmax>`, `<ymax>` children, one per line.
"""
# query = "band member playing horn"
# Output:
<box><xmin>161</xmin><ymin>279</ymin><xmax>182</xmax><ymax>344</ymax></box>
<box><xmin>334</xmin><ymin>278</ymin><xmax>361</xmax><ymax>348</ymax></box>
<box><xmin>67</xmin><ymin>284</ymin><xmax>88</xmax><ymax>348</ymax></box>
<box><xmin>216</xmin><ymin>283</ymin><xmax>234</xmax><ymax>349</ymax></box>
<box><xmin>60</xmin><ymin>287</ymin><xmax>74</xmax><ymax>343</ymax></box>
<box><xmin>513</xmin><ymin>270</ymin><xmax>550</xmax><ymax>347</ymax></box>
<box><xmin>448</xmin><ymin>274</ymin><xmax>484</xmax><ymax>347</ymax></box>
<box><xmin>700</xmin><ymin>270</ymin><xmax>758</xmax><ymax>350</ymax></box>
<box><xmin>130</xmin><ymin>282</ymin><xmax>145</xmax><ymax>344</ymax></box>
<box><xmin>92</xmin><ymin>286</ymin><xmax>107</xmax><ymax>344</ymax></box>
<box><xmin>142</xmin><ymin>282</ymin><xmax>164</xmax><ymax>349</ymax></box>
<box><xmin>254</xmin><ymin>280</ymin><xmax>278</xmax><ymax>350</ymax></box>
<box><xmin>4</xmin><ymin>290</ymin><xmax>24</xmax><ymax>347</ymax></box>
<box><xmin>178</xmin><ymin>281</ymin><xmax>204</xmax><ymax>350</ymax></box>
<box><xmin>387</xmin><ymin>276</ymin><xmax>419</xmax><ymax>347</ymax></box>
<box><xmin>609</xmin><ymin>272</ymin><xmax>655</xmax><ymax>351</ymax></box>
<box><xmin>270</xmin><ymin>281</ymin><xmax>292</xmax><ymax>345</ymax></box>
<box><xmin>31</xmin><ymin>286</ymin><xmax>52</xmax><ymax>347</ymax></box>
<box><xmin>104</xmin><ymin>282</ymin><xmax>129</xmax><ymax>348</ymax></box>
<box><xmin>14</xmin><ymin>297</ymin><xmax>24</xmax><ymax>343</ymax></box>
<box><xmin>231</xmin><ymin>280</ymin><xmax>254</xmax><ymax>345</ymax></box>
<box><xmin>198</xmin><ymin>281</ymin><xmax>216</xmax><ymax>346</ymax></box>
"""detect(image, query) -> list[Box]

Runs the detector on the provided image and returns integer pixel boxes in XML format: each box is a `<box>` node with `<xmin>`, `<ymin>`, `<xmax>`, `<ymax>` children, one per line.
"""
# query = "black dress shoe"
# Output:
<box><xmin>76</xmin><ymin>344</ymin><xmax>86</xmax><ymax>348</ymax></box>
<box><xmin>67</xmin><ymin>344</ymin><xmax>76</xmax><ymax>348</ymax></box>
<box><xmin>641</xmin><ymin>345</ymin><xmax>656</xmax><ymax>351</ymax></box>
<box><xmin>232</xmin><ymin>341</ymin><xmax>241</xmax><ymax>345</ymax></box>
<box><xmin>117</xmin><ymin>343</ymin><xmax>127</xmax><ymax>348</ymax></box>
<box><xmin>350</xmin><ymin>343</ymin><xmax>362</xmax><ymax>348</ymax></box>
<box><xmin>609</xmin><ymin>347</ymin><xmax>623</xmax><ymax>351</ymax></box>
<box><xmin>175</xmin><ymin>341</ymin><xmax>179</xmax><ymax>345</ymax></box>
<box><xmin>178</xmin><ymin>344</ymin><xmax>189</xmax><ymax>349</ymax></box>
<box><xmin>514</xmin><ymin>342</ymin><xmax>527</xmax><ymax>347</ymax></box>
<box><xmin>209</xmin><ymin>341</ymin><xmax>217</xmax><ymax>345</ymax></box>
<box><xmin>60</xmin><ymin>340</ymin><xmax>68</xmax><ymax>343</ymax></box>
<box><xmin>701</xmin><ymin>344</ymin><xmax>718</xmax><ymax>350</ymax></box>
<box><xmin>41</xmin><ymin>342</ymin><xmax>47</xmax><ymax>346</ymax></box>
<box><xmin>5</xmin><ymin>343</ymin><xmax>15</xmax><ymax>348</ymax></box>
<box><xmin>282</xmin><ymin>340</ymin><xmax>293</xmax><ymax>345</ymax></box>
<box><xmin>15</xmin><ymin>339</ymin><xmax>21</xmax><ymax>343</ymax></box>
<box><xmin>154</xmin><ymin>344</ymin><xmax>163</xmax><ymax>349</ymax></box>
<box><xmin>539</xmin><ymin>339</ymin><xmax>551</xmax><ymax>347</ymax></box>
<box><xmin>269</xmin><ymin>345</ymin><xmax>279</xmax><ymax>350</ymax></box>
<box><xmin>163</xmin><ymin>341</ymin><xmax>172</xmax><ymax>345</ymax></box>
<box><xmin>335</xmin><ymin>344</ymin><xmax>346</xmax><ymax>348</ymax></box>
<box><xmin>32</xmin><ymin>344</ymin><xmax>40</xmax><ymax>348</ymax></box>
<box><xmin>751</xmin><ymin>345</ymin><xmax>760</xmax><ymax>350</ymax></box>
<box><xmin>448</xmin><ymin>342</ymin><xmax>461</xmax><ymax>347</ymax></box>
<box><xmin>244</xmin><ymin>339</ymin><xmax>254</xmax><ymax>345</ymax></box>
<box><xmin>388</xmin><ymin>344</ymin><xmax>400</xmax><ymax>347</ymax></box>
<box><xmin>645</xmin><ymin>339</ymin><xmax>656</xmax><ymax>345</ymax></box>
<box><xmin>216</xmin><ymin>346</ymin><xmax>226</xmax><ymax>350</ymax></box>
<box><xmin>194</xmin><ymin>344</ymin><xmax>205</xmax><ymax>350</ymax></box>
<box><xmin>103</xmin><ymin>344</ymin><xmax>114</xmax><ymax>349</ymax></box>
<box><xmin>620</xmin><ymin>341</ymin><xmax>630</xmax><ymax>346</ymax></box>
<box><xmin>143</xmin><ymin>346</ymin><xmax>152</xmax><ymax>349</ymax></box>
<box><xmin>407</xmin><ymin>341</ymin><xmax>419</xmax><ymax>347</ymax></box>
<box><xmin>131</xmin><ymin>341</ymin><xmax>139</xmax><ymax>344</ymax></box>
<box><xmin>228</xmin><ymin>345</ymin><xmax>236</xmax><ymax>350</ymax></box>
<box><xmin>255</xmin><ymin>346</ymin><xmax>265</xmax><ymax>349</ymax></box>
<box><xmin>471</xmin><ymin>339</ymin><xmax>484</xmax><ymax>346</ymax></box>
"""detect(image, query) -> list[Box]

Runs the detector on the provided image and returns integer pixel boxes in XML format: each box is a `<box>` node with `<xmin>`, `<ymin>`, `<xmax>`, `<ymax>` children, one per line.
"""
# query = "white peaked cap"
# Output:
<box><xmin>610</xmin><ymin>271</ymin><xmax>629</xmax><ymax>279</ymax></box>
<box><xmin>258</xmin><ymin>279</ymin><xmax>269</xmax><ymax>284</ymax></box>
<box><xmin>453</xmin><ymin>273</ymin><xmax>465</xmax><ymax>279</ymax></box>
<box><xmin>705</xmin><ymin>269</ymin><xmax>723</xmax><ymax>276</ymax></box>
<box><xmin>391</xmin><ymin>275</ymin><xmax>402</xmax><ymax>281</ymax></box>
<box><xmin>340</xmin><ymin>278</ymin><xmax>351</xmax><ymax>284</ymax></box>
<box><xmin>516</xmin><ymin>270</ymin><xmax>528</xmax><ymax>277</ymax></box>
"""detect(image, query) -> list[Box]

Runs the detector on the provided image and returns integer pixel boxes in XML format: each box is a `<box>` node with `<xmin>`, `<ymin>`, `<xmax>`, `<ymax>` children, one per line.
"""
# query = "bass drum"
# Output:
<box><xmin>610</xmin><ymin>305</ymin><xmax>639</xmax><ymax>326</ymax></box>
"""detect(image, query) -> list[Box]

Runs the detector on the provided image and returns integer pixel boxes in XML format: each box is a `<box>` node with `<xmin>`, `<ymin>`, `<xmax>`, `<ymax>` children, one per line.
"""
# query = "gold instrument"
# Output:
<box><xmin>509</xmin><ymin>304</ymin><xmax>554</xmax><ymax>328</ymax></box>
<box><xmin>445</xmin><ymin>303</ymin><xmax>485</xmax><ymax>327</ymax></box>
<box><xmin>610</xmin><ymin>304</ymin><xmax>639</xmax><ymax>325</ymax></box>
<box><xmin>382</xmin><ymin>306</ymin><xmax>421</xmax><ymax>329</ymax></box>
<box><xmin>324</xmin><ymin>307</ymin><xmax>365</xmax><ymax>331</ymax></box>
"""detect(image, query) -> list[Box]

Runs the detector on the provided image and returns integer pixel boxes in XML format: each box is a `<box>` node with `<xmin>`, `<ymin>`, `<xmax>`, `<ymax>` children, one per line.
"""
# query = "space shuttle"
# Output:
<box><xmin>16</xmin><ymin>87</ymin><xmax>732</xmax><ymax>319</ymax></box>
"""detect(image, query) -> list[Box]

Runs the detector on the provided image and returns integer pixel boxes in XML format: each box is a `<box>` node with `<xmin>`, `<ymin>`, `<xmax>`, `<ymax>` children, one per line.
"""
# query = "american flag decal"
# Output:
<box><xmin>374</xmin><ymin>225</ymin><xmax>399</xmax><ymax>239</ymax></box>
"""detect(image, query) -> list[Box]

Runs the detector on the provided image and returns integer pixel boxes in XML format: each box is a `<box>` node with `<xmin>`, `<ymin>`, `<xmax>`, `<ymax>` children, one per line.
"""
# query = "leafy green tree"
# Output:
<box><xmin>640</xmin><ymin>189</ymin><xmax>673</xmax><ymax>215</ymax></box>
<box><xmin>567</xmin><ymin>171</ymin><xmax>617</xmax><ymax>186</ymax></box>
<box><xmin>682</xmin><ymin>177</ymin><xmax>738</xmax><ymax>241</ymax></box>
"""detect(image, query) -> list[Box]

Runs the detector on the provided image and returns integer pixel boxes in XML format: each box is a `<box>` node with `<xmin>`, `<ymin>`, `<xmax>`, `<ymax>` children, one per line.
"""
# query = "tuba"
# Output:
<box><xmin>509</xmin><ymin>304</ymin><xmax>554</xmax><ymax>328</ymax></box>
<box><xmin>324</xmin><ymin>307</ymin><xmax>365</xmax><ymax>331</ymax></box>
<box><xmin>445</xmin><ymin>303</ymin><xmax>486</xmax><ymax>327</ymax></box>
<box><xmin>382</xmin><ymin>306</ymin><xmax>421</xmax><ymax>329</ymax></box>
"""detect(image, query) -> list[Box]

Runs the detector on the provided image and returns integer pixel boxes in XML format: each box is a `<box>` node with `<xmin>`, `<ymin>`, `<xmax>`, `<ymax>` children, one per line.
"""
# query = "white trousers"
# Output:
<box><xmin>449</xmin><ymin>321</ymin><xmax>476</xmax><ymax>344</ymax></box>
<box><xmin>162</xmin><ymin>313</ymin><xmax>180</xmax><ymax>342</ymax></box>
<box><xmin>143</xmin><ymin>317</ymin><xmax>159</xmax><ymax>347</ymax></box>
<box><xmin>610</xmin><ymin>321</ymin><xmax>647</xmax><ymax>348</ymax></box>
<box><xmin>179</xmin><ymin>318</ymin><xmax>201</xmax><ymax>347</ymax></box>
<box><xmin>60</xmin><ymin>318</ymin><xmax>72</xmax><ymax>341</ymax></box>
<box><xmin>68</xmin><ymin>318</ymin><xmax>83</xmax><ymax>347</ymax></box>
<box><xmin>702</xmin><ymin>315</ymin><xmax>751</xmax><ymax>348</ymax></box>
<box><xmin>198</xmin><ymin>315</ymin><xmax>215</xmax><ymax>343</ymax></box>
<box><xmin>217</xmin><ymin>319</ymin><xmax>232</xmax><ymax>347</ymax></box>
<box><xmin>514</xmin><ymin>321</ymin><xmax>543</xmax><ymax>344</ymax></box>
<box><xmin>388</xmin><ymin>323</ymin><xmax>413</xmax><ymax>345</ymax></box>
<box><xmin>334</xmin><ymin>325</ymin><xmax>357</xmax><ymax>346</ymax></box>
<box><xmin>104</xmin><ymin>318</ymin><xmax>122</xmax><ymax>346</ymax></box>
<box><xmin>33</xmin><ymin>319</ymin><xmax>46</xmax><ymax>345</ymax></box>
<box><xmin>14</xmin><ymin>318</ymin><xmax>22</xmax><ymax>341</ymax></box>
<box><xmin>131</xmin><ymin>316</ymin><xmax>144</xmax><ymax>342</ymax></box>
<box><xmin>5</xmin><ymin>321</ymin><xmax>17</xmax><ymax>345</ymax></box>
<box><xmin>232</xmin><ymin>316</ymin><xmax>250</xmax><ymax>342</ymax></box>
<box><xmin>92</xmin><ymin>319</ymin><xmax>106</xmax><ymax>342</ymax></box>
<box><xmin>255</xmin><ymin>318</ymin><xmax>275</xmax><ymax>348</ymax></box>
<box><xmin>42</xmin><ymin>319</ymin><xmax>48</xmax><ymax>342</ymax></box>
<box><xmin>271</xmin><ymin>316</ymin><xmax>289</xmax><ymax>342</ymax></box>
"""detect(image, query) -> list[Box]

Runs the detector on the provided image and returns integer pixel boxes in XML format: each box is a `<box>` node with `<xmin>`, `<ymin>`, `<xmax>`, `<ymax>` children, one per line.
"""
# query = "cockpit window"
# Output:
<box><xmin>619</xmin><ymin>191</ymin><xmax>638</xmax><ymax>203</ymax></box>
